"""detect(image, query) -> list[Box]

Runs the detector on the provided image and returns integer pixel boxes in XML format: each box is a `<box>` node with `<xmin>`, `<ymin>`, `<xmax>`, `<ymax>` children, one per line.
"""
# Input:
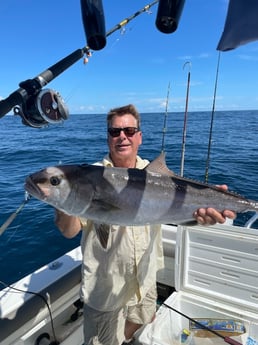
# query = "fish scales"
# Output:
<box><xmin>24</xmin><ymin>154</ymin><xmax>258</xmax><ymax>226</ymax></box>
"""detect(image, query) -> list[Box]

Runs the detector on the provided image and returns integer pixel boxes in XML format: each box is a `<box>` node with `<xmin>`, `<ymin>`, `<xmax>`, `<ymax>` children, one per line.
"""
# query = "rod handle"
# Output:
<box><xmin>224</xmin><ymin>336</ymin><xmax>243</xmax><ymax>345</ymax></box>
<box><xmin>0</xmin><ymin>89</ymin><xmax>27</xmax><ymax>118</ymax></box>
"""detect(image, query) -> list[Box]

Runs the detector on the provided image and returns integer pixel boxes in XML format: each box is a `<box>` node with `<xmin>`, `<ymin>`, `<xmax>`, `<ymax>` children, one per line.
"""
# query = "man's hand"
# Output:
<box><xmin>193</xmin><ymin>185</ymin><xmax>236</xmax><ymax>225</ymax></box>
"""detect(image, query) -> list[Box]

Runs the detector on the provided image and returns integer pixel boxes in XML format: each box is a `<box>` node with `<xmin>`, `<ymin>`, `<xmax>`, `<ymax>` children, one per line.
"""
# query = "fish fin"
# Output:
<box><xmin>145</xmin><ymin>152</ymin><xmax>174</xmax><ymax>176</ymax></box>
<box><xmin>178</xmin><ymin>220</ymin><xmax>198</xmax><ymax>226</ymax></box>
<box><xmin>166</xmin><ymin>219</ymin><xmax>197</xmax><ymax>226</ymax></box>
<box><xmin>91</xmin><ymin>200</ymin><xmax>120</xmax><ymax>212</ymax></box>
<box><xmin>94</xmin><ymin>223</ymin><xmax>110</xmax><ymax>249</ymax></box>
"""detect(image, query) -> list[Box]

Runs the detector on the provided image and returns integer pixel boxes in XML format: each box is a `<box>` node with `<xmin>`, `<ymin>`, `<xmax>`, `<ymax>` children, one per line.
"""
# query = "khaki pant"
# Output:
<box><xmin>126</xmin><ymin>284</ymin><xmax>157</xmax><ymax>324</ymax></box>
<box><xmin>83</xmin><ymin>285</ymin><xmax>157</xmax><ymax>345</ymax></box>
<box><xmin>83</xmin><ymin>305</ymin><xmax>125</xmax><ymax>345</ymax></box>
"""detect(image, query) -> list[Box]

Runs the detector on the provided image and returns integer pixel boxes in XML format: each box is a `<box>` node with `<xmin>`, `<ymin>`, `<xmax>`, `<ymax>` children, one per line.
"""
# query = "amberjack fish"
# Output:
<box><xmin>24</xmin><ymin>153</ymin><xmax>258</xmax><ymax>225</ymax></box>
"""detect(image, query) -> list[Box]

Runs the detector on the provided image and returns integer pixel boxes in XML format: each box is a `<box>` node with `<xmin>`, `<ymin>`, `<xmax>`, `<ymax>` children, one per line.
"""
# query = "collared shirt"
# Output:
<box><xmin>80</xmin><ymin>155</ymin><xmax>164</xmax><ymax>311</ymax></box>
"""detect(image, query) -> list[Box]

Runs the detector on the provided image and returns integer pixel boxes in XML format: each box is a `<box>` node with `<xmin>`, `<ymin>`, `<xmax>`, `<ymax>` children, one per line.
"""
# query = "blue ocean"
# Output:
<box><xmin>0</xmin><ymin>110</ymin><xmax>258</xmax><ymax>287</ymax></box>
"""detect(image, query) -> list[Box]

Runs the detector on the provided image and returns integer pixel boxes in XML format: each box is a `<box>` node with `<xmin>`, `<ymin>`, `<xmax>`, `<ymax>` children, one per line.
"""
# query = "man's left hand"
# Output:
<box><xmin>193</xmin><ymin>185</ymin><xmax>236</xmax><ymax>225</ymax></box>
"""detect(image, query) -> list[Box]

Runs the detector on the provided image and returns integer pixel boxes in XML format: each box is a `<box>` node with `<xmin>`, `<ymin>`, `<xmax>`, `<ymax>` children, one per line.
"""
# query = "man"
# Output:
<box><xmin>55</xmin><ymin>104</ymin><xmax>235</xmax><ymax>345</ymax></box>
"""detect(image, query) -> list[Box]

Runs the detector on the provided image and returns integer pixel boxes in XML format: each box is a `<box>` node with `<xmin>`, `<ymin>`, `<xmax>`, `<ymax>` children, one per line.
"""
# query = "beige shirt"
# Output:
<box><xmin>80</xmin><ymin>155</ymin><xmax>164</xmax><ymax>311</ymax></box>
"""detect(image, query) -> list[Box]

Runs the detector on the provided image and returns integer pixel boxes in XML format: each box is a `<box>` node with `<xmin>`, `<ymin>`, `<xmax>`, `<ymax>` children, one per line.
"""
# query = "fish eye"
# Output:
<box><xmin>50</xmin><ymin>176</ymin><xmax>61</xmax><ymax>186</ymax></box>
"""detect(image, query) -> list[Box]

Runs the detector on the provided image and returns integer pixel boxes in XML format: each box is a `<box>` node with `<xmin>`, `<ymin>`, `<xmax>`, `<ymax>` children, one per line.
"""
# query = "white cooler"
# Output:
<box><xmin>137</xmin><ymin>224</ymin><xmax>258</xmax><ymax>345</ymax></box>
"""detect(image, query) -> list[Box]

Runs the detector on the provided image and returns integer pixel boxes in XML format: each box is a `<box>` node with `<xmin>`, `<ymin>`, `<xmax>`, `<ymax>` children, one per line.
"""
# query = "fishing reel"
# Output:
<box><xmin>13</xmin><ymin>88</ymin><xmax>69</xmax><ymax>128</ymax></box>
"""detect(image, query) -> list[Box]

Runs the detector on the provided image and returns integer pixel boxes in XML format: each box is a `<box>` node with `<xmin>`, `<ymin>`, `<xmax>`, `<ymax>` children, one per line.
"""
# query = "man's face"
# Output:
<box><xmin>108</xmin><ymin>114</ymin><xmax>142</xmax><ymax>167</ymax></box>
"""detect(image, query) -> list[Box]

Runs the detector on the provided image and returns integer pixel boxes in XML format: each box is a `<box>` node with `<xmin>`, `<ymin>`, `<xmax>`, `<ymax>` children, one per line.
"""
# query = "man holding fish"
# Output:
<box><xmin>52</xmin><ymin>104</ymin><xmax>235</xmax><ymax>345</ymax></box>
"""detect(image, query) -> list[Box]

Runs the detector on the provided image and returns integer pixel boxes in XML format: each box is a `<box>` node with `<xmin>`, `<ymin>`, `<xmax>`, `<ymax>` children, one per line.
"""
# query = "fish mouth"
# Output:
<box><xmin>24</xmin><ymin>176</ymin><xmax>46</xmax><ymax>199</ymax></box>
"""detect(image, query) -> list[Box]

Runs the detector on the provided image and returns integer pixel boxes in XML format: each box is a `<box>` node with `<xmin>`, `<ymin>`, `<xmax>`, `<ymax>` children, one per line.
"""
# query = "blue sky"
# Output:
<box><xmin>1</xmin><ymin>0</ymin><xmax>258</xmax><ymax>114</ymax></box>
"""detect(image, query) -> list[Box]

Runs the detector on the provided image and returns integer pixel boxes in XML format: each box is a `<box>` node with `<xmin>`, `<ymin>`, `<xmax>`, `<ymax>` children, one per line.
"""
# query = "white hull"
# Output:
<box><xmin>0</xmin><ymin>224</ymin><xmax>177</xmax><ymax>345</ymax></box>
<box><xmin>0</xmin><ymin>246</ymin><xmax>83</xmax><ymax>345</ymax></box>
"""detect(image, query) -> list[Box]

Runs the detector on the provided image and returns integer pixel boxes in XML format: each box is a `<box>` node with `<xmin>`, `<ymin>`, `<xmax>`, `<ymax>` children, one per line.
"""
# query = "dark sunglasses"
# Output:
<box><xmin>108</xmin><ymin>127</ymin><xmax>140</xmax><ymax>137</ymax></box>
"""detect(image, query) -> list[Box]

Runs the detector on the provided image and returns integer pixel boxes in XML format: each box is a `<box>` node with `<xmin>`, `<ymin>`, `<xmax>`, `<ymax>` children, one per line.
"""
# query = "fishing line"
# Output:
<box><xmin>109</xmin><ymin>25</ymin><xmax>133</xmax><ymax>49</ymax></box>
<box><xmin>4</xmin><ymin>225</ymin><xmax>21</xmax><ymax>244</ymax></box>
<box><xmin>0</xmin><ymin>192</ymin><xmax>31</xmax><ymax>236</ymax></box>
<box><xmin>0</xmin><ymin>280</ymin><xmax>59</xmax><ymax>344</ymax></box>
<box><xmin>163</xmin><ymin>303</ymin><xmax>243</xmax><ymax>345</ymax></box>
<box><xmin>204</xmin><ymin>51</ymin><xmax>221</xmax><ymax>183</ymax></box>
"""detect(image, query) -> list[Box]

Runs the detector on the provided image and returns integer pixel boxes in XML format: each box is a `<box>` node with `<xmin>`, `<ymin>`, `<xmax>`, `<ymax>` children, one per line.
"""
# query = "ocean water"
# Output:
<box><xmin>0</xmin><ymin>110</ymin><xmax>258</xmax><ymax>286</ymax></box>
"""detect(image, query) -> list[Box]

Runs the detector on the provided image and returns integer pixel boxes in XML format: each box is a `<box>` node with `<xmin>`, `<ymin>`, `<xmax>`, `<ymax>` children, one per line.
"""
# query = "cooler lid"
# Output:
<box><xmin>175</xmin><ymin>224</ymin><xmax>258</xmax><ymax>313</ymax></box>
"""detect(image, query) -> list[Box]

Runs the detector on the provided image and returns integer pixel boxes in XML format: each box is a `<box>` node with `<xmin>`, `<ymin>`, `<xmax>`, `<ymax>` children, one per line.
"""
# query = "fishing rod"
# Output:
<box><xmin>106</xmin><ymin>0</ymin><xmax>158</xmax><ymax>37</ymax></box>
<box><xmin>180</xmin><ymin>61</ymin><xmax>191</xmax><ymax>177</ymax></box>
<box><xmin>204</xmin><ymin>51</ymin><xmax>221</xmax><ymax>183</ymax></box>
<box><xmin>0</xmin><ymin>192</ymin><xmax>31</xmax><ymax>236</ymax></box>
<box><xmin>161</xmin><ymin>81</ymin><xmax>171</xmax><ymax>153</ymax></box>
<box><xmin>0</xmin><ymin>0</ymin><xmax>159</xmax><ymax>128</ymax></box>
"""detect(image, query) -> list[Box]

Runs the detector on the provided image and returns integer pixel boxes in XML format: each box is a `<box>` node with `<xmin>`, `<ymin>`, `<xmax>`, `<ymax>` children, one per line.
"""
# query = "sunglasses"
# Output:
<box><xmin>108</xmin><ymin>127</ymin><xmax>140</xmax><ymax>137</ymax></box>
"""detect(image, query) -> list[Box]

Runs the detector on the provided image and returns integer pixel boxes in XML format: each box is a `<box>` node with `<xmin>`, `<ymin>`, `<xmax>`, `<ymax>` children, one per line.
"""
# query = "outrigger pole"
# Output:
<box><xmin>161</xmin><ymin>81</ymin><xmax>171</xmax><ymax>153</ymax></box>
<box><xmin>0</xmin><ymin>0</ymin><xmax>159</xmax><ymax>124</ymax></box>
<box><xmin>204</xmin><ymin>52</ymin><xmax>221</xmax><ymax>183</ymax></box>
<box><xmin>180</xmin><ymin>61</ymin><xmax>191</xmax><ymax>177</ymax></box>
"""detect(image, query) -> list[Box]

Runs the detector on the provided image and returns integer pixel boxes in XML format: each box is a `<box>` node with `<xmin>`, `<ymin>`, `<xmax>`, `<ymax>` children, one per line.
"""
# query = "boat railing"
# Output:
<box><xmin>244</xmin><ymin>212</ymin><xmax>258</xmax><ymax>228</ymax></box>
